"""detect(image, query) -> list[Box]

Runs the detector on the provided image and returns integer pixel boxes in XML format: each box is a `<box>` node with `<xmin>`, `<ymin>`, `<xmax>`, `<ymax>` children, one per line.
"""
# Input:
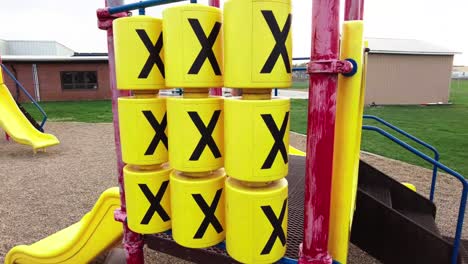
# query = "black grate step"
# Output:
<box><xmin>144</xmin><ymin>155</ymin><xmax>310</xmax><ymax>263</ymax></box>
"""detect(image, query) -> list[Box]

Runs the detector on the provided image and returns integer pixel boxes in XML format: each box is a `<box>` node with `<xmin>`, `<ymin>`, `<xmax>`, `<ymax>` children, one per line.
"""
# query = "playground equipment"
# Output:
<box><xmin>6</xmin><ymin>0</ymin><xmax>467</xmax><ymax>263</ymax></box>
<box><xmin>94</xmin><ymin>0</ymin><xmax>466</xmax><ymax>263</ymax></box>
<box><xmin>5</xmin><ymin>188</ymin><xmax>122</xmax><ymax>264</ymax></box>
<box><xmin>0</xmin><ymin>64</ymin><xmax>59</xmax><ymax>151</ymax></box>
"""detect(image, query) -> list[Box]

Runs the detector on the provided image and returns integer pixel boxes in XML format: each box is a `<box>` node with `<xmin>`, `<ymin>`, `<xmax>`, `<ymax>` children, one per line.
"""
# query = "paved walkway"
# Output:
<box><xmin>160</xmin><ymin>88</ymin><xmax>309</xmax><ymax>99</ymax></box>
<box><xmin>273</xmin><ymin>89</ymin><xmax>308</xmax><ymax>99</ymax></box>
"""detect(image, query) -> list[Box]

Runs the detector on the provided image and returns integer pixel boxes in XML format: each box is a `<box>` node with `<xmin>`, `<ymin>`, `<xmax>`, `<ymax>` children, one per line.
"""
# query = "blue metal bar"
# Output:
<box><xmin>190</xmin><ymin>0</ymin><xmax>197</xmax><ymax>3</ymax></box>
<box><xmin>292</xmin><ymin>67</ymin><xmax>307</xmax><ymax>72</ymax></box>
<box><xmin>293</xmin><ymin>57</ymin><xmax>310</xmax><ymax>60</ymax></box>
<box><xmin>108</xmin><ymin>0</ymin><xmax>187</xmax><ymax>14</ymax></box>
<box><xmin>363</xmin><ymin>115</ymin><xmax>440</xmax><ymax>201</ymax></box>
<box><xmin>1</xmin><ymin>64</ymin><xmax>48</xmax><ymax>130</ymax></box>
<box><xmin>278</xmin><ymin>256</ymin><xmax>298</xmax><ymax>264</ymax></box>
<box><xmin>138</xmin><ymin>1</ymin><xmax>146</xmax><ymax>15</ymax></box>
<box><xmin>362</xmin><ymin>125</ymin><xmax>467</xmax><ymax>264</ymax></box>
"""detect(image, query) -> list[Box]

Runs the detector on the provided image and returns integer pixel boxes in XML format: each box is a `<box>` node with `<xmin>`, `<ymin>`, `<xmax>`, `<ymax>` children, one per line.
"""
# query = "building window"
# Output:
<box><xmin>61</xmin><ymin>71</ymin><xmax>98</xmax><ymax>90</ymax></box>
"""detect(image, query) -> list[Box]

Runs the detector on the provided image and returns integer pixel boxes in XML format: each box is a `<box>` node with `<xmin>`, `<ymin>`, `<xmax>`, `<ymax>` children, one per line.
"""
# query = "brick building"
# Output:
<box><xmin>1</xmin><ymin>40</ymin><xmax>110</xmax><ymax>102</ymax></box>
<box><xmin>1</xmin><ymin>38</ymin><xmax>460</xmax><ymax>104</ymax></box>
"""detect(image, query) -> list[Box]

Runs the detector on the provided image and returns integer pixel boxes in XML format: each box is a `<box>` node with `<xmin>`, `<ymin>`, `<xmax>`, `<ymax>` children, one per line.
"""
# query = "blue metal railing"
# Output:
<box><xmin>362</xmin><ymin>125</ymin><xmax>467</xmax><ymax>264</ymax></box>
<box><xmin>1</xmin><ymin>64</ymin><xmax>48</xmax><ymax>130</ymax></box>
<box><xmin>363</xmin><ymin>115</ymin><xmax>440</xmax><ymax>202</ymax></box>
<box><xmin>292</xmin><ymin>67</ymin><xmax>307</xmax><ymax>72</ymax></box>
<box><xmin>108</xmin><ymin>0</ymin><xmax>187</xmax><ymax>14</ymax></box>
<box><xmin>293</xmin><ymin>57</ymin><xmax>310</xmax><ymax>60</ymax></box>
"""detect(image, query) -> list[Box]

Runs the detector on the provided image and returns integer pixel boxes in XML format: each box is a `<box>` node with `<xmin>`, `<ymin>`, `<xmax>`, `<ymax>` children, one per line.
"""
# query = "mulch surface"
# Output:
<box><xmin>0</xmin><ymin>124</ymin><xmax>465</xmax><ymax>264</ymax></box>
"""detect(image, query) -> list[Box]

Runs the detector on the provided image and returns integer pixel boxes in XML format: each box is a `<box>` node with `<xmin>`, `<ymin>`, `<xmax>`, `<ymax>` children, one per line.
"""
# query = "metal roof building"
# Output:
<box><xmin>0</xmin><ymin>40</ymin><xmax>107</xmax><ymax>62</ymax></box>
<box><xmin>0</xmin><ymin>40</ymin><xmax>74</xmax><ymax>56</ymax></box>
<box><xmin>365</xmin><ymin>38</ymin><xmax>459</xmax><ymax>105</ymax></box>
<box><xmin>1</xmin><ymin>40</ymin><xmax>110</xmax><ymax>102</ymax></box>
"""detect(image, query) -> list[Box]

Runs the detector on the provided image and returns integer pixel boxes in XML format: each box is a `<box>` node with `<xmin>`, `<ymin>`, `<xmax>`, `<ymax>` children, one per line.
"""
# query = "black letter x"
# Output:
<box><xmin>139</xmin><ymin>181</ymin><xmax>170</xmax><ymax>224</ymax></box>
<box><xmin>143</xmin><ymin>111</ymin><xmax>168</xmax><ymax>155</ymax></box>
<box><xmin>261</xmin><ymin>112</ymin><xmax>289</xmax><ymax>169</ymax></box>
<box><xmin>192</xmin><ymin>189</ymin><xmax>224</xmax><ymax>239</ymax></box>
<box><xmin>260</xmin><ymin>198</ymin><xmax>287</xmax><ymax>255</ymax></box>
<box><xmin>188</xmin><ymin>110</ymin><xmax>222</xmax><ymax>160</ymax></box>
<box><xmin>136</xmin><ymin>29</ymin><xmax>165</xmax><ymax>78</ymax></box>
<box><xmin>187</xmin><ymin>19</ymin><xmax>222</xmax><ymax>76</ymax></box>
<box><xmin>260</xmin><ymin>11</ymin><xmax>291</xmax><ymax>74</ymax></box>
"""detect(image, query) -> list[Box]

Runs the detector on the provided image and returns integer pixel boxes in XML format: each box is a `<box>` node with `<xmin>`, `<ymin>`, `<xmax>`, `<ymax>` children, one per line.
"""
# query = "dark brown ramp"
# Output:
<box><xmin>351</xmin><ymin>160</ymin><xmax>461</xmax><ymax>264</ymax></box>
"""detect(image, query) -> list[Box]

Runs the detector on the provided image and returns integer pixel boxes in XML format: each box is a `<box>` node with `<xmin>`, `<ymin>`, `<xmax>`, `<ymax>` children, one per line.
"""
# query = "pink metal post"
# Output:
<box><xmin>344</xmin><ymin>0</ymin><xmax>364</xmax><ymax>20</ymax></box>
<box><xmin>299</xmin><ymin>0</ymin><xmax>340</xmax><ymax>263</ymax></box>
<box><xmin>209</xmin><ymin>0</ymin><xmax>222</xmax><ymax>96</ymax></box>
<box><xmin>0</xmin><ymin>56</ymin><xmax>9</xmax><ymax>142</ymax></box>
<box><xmin>97</xmin><ymin>1</ymin><xmax>145</xmax><ymax>263</ymax></box>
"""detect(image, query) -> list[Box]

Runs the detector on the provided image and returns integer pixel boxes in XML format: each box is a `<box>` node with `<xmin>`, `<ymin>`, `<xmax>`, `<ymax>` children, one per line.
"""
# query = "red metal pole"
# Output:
<box><xmin>344</xmin><ymin>0</ymin><xmax>364</xmax><ymax>20</ymax></box>
<box><xmin>0</xmin><ymin>55</ymin><xmax>8</xmax><ymax>142</ymax></box>
<box><xmin>97</xmin><ymin>1</ymin><xmax>144</xmax><ymax>264</ymax></box>
<box><xmin>209</xmin><ymin>0</ymin><xmax>223</xmax><ymax>96</ymax></box>
<box><xmin>209</xmin><ymin>0</ymin><xmax>220</xmax><ymax>6</ymax></box>
<box><xmin>299</xmin><ymin>0</ymin><xmax>340</xmax><ymax>263</ymax></box>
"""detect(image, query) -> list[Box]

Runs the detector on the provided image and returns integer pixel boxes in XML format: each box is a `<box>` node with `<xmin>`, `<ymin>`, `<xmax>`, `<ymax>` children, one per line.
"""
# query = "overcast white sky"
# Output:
<box><xmin>1</xmin><ymin>0</ymin><xmax>467</xmax><ymax>65</ymax></box>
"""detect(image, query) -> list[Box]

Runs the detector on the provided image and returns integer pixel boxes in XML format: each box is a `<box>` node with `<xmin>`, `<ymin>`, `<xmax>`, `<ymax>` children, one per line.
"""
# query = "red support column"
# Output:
<box><xmin>299</xmin><ymin>0</ymin><xmax>340</xmax><ymax>263</ymax></box>
<box><xmin>97</xmin><ymin>2</ymin><xmax>144</xmax><ymax>264</ymax></box>
<box><xmin>209</xmin><ymin>0</ymin><xmax>223</xmax><ymax>96</ymax></box>
<box><xmin>344</xmin><ymin>0</ymin><xmax>364</xmax><ymax>20</ymax></box>
<box><xmin>209</xmin><ymin>0</ymin><xmax>220</xmax><ymax>6</ymax></box>
<box><xmin>0</xmin><ymin>56</ymin><xmax>9</xmax><ymax>142</ymax></box>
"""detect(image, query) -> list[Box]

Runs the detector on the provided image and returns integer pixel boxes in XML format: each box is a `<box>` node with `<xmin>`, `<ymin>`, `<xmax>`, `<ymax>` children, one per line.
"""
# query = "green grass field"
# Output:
<box><xmin>291</xmin><ymin>80</ymin><xmax>309</xmax><ymax>89</ymax></box>
<box><xmin>24</xmin><ymin>100</ymin><xmax>113</xmax><ymax>123</ymax></box>
<box><xmin>23</xmin><ymin>80</ymin><xmax>468</xmax><ymax>177</ymax></box>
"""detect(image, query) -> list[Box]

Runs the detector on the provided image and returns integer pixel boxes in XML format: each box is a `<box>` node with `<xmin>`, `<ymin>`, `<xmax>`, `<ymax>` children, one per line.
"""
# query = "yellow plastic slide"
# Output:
<box><xmin>289</xmin><ymin>145</ymin><xmax>305</xmax><ymax>156</ymax></box>
<box><xmin>0</xmin><ymin>68</ymin><xmax>59</xmax><ymax>151</ymax></box>
<box><xmin>5</xmin><ymin>187</ymin><xmax>123</xmax><ymax>264</ymax></box>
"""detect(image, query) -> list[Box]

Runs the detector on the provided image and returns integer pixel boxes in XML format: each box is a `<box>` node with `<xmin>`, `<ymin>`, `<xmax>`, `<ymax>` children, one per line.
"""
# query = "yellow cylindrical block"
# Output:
<box><xmin>124</xmin><ymin>164</ymin><xmax>171</xmax><ymax>234</ymax></box>
<box><xmin>224</xmin><ymin>0</ymin><xmax>292</xmax><ymax>88</ymax></box>
<box><xmin>224</xmin><ymin>98</ymin><xmax>289</xmax><ymax>182</ymax></box>
<box><xmin>167</xmin><ymin>97</ymin><xmax>223</xmax><ymax>172</ymax></box>
<box><xmin>163</xmin><ymin>4</ymin><xmax>223</xmax><ymax>88</ymax></box>
<box><xmin>226</xmin><ymin>177</ymin><xmax>288</xmax><ymax>263</ymax></box>
<box><xmin>329</xmin><ymin>21</ymin><xmax>364</xmax><ymax>264</ymax></box>
<box><xmin>113</xmin><ymin>16</ymin><xmax>165</xmax><ymax>90</ymax></box>
<box><xmin>170</xmin><ymin>169</ymin><xmax>226</xmax><ymax>248</ymax></box>
<box><xmin>118</xmin><ymin>96</ymin><xmax>168</xmax><ymax>165</ymax></box>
